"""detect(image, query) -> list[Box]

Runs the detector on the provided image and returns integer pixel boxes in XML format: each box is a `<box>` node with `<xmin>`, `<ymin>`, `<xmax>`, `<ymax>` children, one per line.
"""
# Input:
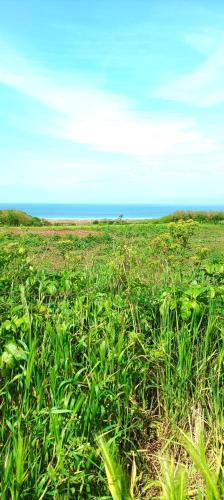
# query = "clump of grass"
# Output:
<box><xmin>97</xmin><ymin>436</ymin><xmax>133</xmax><ymax>499</ymax></box>
<box><xmin>98</xmin><ymin>421</ymin><xmax>224</xmax><ymax>499</ymax></box>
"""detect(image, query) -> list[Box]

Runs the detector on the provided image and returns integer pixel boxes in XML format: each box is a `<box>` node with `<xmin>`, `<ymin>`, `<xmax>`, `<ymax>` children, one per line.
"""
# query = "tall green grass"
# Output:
<box><xmin>0</xmin><ymin>225</ymin><xmax>223</xmax><ymax>497</ymax></box>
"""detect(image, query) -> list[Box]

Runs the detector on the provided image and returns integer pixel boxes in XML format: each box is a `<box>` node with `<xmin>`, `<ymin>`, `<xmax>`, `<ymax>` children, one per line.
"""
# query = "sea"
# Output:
<box><xmin>1</xmin><ymin>203</ymin><xmax>224</xmax><ymax>220</ymax></box>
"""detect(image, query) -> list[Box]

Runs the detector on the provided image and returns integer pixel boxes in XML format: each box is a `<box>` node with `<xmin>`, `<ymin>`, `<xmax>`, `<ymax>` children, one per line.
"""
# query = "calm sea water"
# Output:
<box><xmin>0</xmin><ymin>203</ymin><xmax>224</xmax><ymax>219</ymax></box>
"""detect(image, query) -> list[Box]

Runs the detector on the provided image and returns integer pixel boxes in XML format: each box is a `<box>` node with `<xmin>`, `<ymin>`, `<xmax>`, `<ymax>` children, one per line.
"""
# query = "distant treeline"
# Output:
<box><xmin>160</xmin><ymin>210</ymin><xmax>224</xmax><ymax>223</ymax></box>
<box><xmin>0</xmin><ymin>210</ymin><xmax>46</xmax><ymax>226</ymax></box>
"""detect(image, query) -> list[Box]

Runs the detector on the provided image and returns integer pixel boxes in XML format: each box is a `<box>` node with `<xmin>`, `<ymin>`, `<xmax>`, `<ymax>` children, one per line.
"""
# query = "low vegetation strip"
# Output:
<box><xmin>0</xmin><ymin>218</ymin><xmax>223</xmax><ymax>498</ymax></box>
<box><xmin>0</xmin><ymin>227</ymin><xmax>100</xmax><ymax>237</ymax></box>
<box><xmin>160</xmin><ymin>209</ymin><xmax>224</xmax><ymax>223</ymax></box>
<box><xmin>2</xmin><ymin>208</ymin><xmax>224</xmax><ymax>227</ymax></box>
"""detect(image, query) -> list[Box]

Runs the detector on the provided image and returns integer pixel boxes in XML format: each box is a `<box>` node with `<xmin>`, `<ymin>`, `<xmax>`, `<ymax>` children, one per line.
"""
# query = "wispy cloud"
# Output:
<box><xmin>0</xmin><ymin>40</ymin><xmax>219</xmax><ymax>157</ymax></box>
<box><xmin>1</xmin><ymin>35</ymin><xmax>224</xmax><ymax>204</ymax></box>
<box><xmin>153</xmin><ymin>31</ymin><xmax>224</xmax><ymax>108</ymax></box>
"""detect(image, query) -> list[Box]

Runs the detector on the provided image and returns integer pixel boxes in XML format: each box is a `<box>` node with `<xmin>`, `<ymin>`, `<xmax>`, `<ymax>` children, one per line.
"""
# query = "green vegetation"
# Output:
<box><xmin>0</xmin><ymin>209</ymin><xmax>45</xmax><ymax>226</ymax></box>
<box><xmin>0</xmin><ymin>218</ymin><xmax>223</xmax><ymax>498</ymax></box>
<box><xmin>160</xmin><ymin>209</ymin><xmax>224</xmax><ymax>223</ymax></box>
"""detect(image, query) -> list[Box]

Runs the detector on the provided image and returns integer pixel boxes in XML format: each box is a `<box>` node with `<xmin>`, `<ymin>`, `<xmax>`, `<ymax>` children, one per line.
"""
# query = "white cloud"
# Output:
<box><xmin>154</xmin><ymin>33</ymin><xmax>224</xmax><ymax>108</ymax></box>
<box><xmin>0</xmin><ymin>40</ymin><xmax>220</xmax><ymax>157</ymax></box>
<box><xmin>1</xmin><ymin>38</ymin><xmax>224</xmax><ymax>204</ymax></box>
<box><xmin>1</xmin><ymin>144</ymin><xmax>224</xmax><ymax>204</ymax></box>
<box><xmin>184</xmin><ymin>28</ymin><xmax>223</xmax><ymax>56</ymax></box>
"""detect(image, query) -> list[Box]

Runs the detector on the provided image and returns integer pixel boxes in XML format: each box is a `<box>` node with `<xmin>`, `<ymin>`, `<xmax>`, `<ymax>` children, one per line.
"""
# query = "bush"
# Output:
<box><xmin>0</xmin><ymin>210</ymin><xmax>46</xmax><ymax>227</ymax></box>
<box><xmin>160</xmin><ymin>210</ymin><xmax>224</xmax><ymax>223</ymax></box>
<box><xmin>151</xmin><ymin>220</ymin><xmax>198</xmax><ymax>254</ymax></box>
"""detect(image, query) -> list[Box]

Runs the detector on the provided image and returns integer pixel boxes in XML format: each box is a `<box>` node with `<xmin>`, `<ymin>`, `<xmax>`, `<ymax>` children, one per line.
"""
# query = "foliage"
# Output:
<box><xmin>0</xmin><ymin>209</ymin><xmax>45</xmax><ymax>226</ymax></box>
<box><xmin>151</xmin><ymin>219</ymin><xmax>198</xmax><ymax>255</ymax></box>
<box><xmin>160</xmin><ymin>210</ymin><xmax>224</xmax><ymax>223</ymax></box>
<box><xmin>0</xmin><ymin>221</ymin><xmax>223</xmax><ymax>497</ymax></box>
<box><xmin>97</xmin><ymin>436</ymin><xmax>132</xmax><ymax>499</ymax></box>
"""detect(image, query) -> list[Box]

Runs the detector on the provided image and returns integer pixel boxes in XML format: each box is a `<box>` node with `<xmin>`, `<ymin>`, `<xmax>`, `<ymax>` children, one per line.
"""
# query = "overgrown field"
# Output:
<box><xmin>0</xmin><ymin>221</ymin><xmax>223</xmax><ymax>498</ymax></box>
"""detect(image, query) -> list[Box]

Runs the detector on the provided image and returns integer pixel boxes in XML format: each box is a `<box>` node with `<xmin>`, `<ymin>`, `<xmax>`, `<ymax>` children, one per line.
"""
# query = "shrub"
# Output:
<box><xmin>160</xmin><ymin>210</ymin><xmax>224</xmax><ymax>223</ymax></box>
<box><xmin>0</xmin><ymin>210</ymin><xmax>45</xmax><ymax>226</ymax></box>
<box><xmin>151</xmin><ymin>220</ymin><xmax>198</xmax><ymax>254</ymax></box>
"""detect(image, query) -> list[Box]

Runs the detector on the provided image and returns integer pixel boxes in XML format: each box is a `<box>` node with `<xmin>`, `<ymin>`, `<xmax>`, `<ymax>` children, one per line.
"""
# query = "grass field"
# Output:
<box><xmin>0</xmin><ymin>220</ymin><xmax>223</xmax><ymax>498</ymax></box>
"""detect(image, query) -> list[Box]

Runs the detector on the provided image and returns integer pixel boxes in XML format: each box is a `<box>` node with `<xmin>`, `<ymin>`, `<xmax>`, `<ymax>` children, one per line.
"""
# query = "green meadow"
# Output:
<box><xmin>0</xmin><ymin>218</ymin><xmax>223</xmax><ymax>498</ymax></box>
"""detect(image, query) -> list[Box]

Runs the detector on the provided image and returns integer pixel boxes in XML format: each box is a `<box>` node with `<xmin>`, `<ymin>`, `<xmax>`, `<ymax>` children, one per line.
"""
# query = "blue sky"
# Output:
<box><xmin>0</xmin><ymin>0</ymin><xmax>224</xmax><ymax>203</ymax></box>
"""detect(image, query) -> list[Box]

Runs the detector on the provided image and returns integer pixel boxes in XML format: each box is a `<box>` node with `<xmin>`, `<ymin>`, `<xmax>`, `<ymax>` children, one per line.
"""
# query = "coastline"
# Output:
<box><xmin>47</xmin><ymin>218</ymin><xmax>93</xmax><ymax>224</ymax></box>
<box><xmin>46</xmin><ymin>217</ymin><xmax>154</xmax><ymax>224</ymax></box>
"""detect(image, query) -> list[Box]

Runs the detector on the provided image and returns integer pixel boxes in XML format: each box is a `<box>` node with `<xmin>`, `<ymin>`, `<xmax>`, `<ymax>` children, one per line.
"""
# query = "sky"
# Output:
<box><xmin>0</xmin><ymin>0</ymin><xmax>224</xmax><ymax>204</ymax></box>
